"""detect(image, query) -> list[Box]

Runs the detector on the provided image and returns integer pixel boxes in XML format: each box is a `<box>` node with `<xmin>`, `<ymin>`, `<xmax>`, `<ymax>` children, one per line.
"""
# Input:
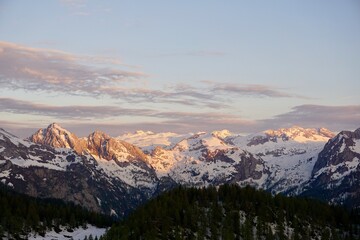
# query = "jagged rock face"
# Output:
<box><xmin>29</xmin><ymin>123</ymin><xmax>86</xmax><ymax>155</ymax></box>
<box><xmin>313</xmin><ymin>128</ymin><xmax>360</xmax><ymax>173</ymax></box>
<box><xmin>0</xmin><ymin>128</ymin><xmax>155</xmax><ymax>218</ymax></box>
<box><xmin>232</xmin><ymin>152</ymin><xmax>268</xmax><ymax>182</ymax></box>
<box><xmin>302</xmin><ymin>128</ymin><xmax>360</xmax><ymax>208</ymax></box>
<box><xmin>84</xmin><ymin>131</ymin><xmax>158</xmax><ymax>191</ymax></box>
<box><xmin>30</xmin><ymin>125</ymin><xmax>158</xmax><ymax>190</ymax></box>
<box><xmin>86</xmin><ymin>131</ymin><xmax>148</xmax><ymax>162</ymax></box>
<box><xmin>31</xmin><ymin>125</ymin><xmax>150</xmax><ymax>164</ymax></box>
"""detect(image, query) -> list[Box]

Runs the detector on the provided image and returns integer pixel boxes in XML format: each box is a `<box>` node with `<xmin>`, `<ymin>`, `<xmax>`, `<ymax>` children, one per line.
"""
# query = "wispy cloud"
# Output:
<box><xmin>0</xmin><ymin>41</ymin><xmax>309</xmax><ymax>111</ymax></box>
<box><xmin>0</xmin><ymin>98</ymin><xmax>155</xmax><ymax>119</ymax></box>
<box><xmin>0</xmin><ymin>41</ymin><xmax>146</xmax><ymax>95</ymax></box>
<box><xmin>208</xmin><ymin>83</ymin><xmax>310</xmax><ymax>99</ymax></box>
<box><xmin>259</xmin><ymin>104</ymin><xmax>360</xmax><ymax>131</ymax></box>
<box><xmin>0</xmin><ymin>98</ymin><xmax>252</xmax><ymax>132</ymax></box>
<box><xmin>0</xmin><ymin>42</ymin><xmax>207</xmax><ymax>106</ymax></box>
<box><xmin>60</xmin><ymin>118</ymin><xmax>255</xmax><ymax>137</ymax></box>
<box><xmin>1</xmin><ymin>98</ymin><xmax>358</xmax><ymax>137</ymax></box>
<box><xmin>0</xmin><ymin>97</ymin><xmax>241</xmax><ymax>122</ymax></box>
<box><xmin>0</xmin><ymin>97</ymin><xmax>254</xmax><ymax>136</ymax></box>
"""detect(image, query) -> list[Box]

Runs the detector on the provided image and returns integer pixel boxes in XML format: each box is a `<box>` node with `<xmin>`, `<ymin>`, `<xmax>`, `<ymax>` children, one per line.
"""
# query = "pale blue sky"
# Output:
<box><xmin>0</xmin><ymin>0</ymin><xmax>359</xmax><ymax>137</ymax></box>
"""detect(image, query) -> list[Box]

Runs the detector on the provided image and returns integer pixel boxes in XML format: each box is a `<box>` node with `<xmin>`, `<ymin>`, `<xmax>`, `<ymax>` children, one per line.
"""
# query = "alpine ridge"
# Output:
<box><xmin>1</xmin><ymin>126</ymin><xmax>158</xmax><ymax>217</ymax></box>
<box><xmin>302</xmin><ymin>127</ymin><xmax>360</xmax><ymax>208</ymax></box>
<box><xmin>1</xmin><ymin>123</ymin><xmax>360</xmax><ymax>217</ymax></box>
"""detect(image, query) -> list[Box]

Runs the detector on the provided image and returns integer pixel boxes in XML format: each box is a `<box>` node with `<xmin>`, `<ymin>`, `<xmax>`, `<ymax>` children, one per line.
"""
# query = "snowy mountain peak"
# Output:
<box><xmin>211</xmin><ymin>129</ymin><xmax>232</xmax><ymax>139</ymax></box>
<box><xmin>172</xmin><ymin>132</ymin><xmax>232</xmax><ymax>154</ymax></box>
<box><xmin>238</xmin><ymin>126</ymin><xmax>334</xmax><ymax>148</ymax></box>
<box><xmin>263</xmin><ymin>126</ymin><xmax>334</xmax><ymax>143</ymax></box>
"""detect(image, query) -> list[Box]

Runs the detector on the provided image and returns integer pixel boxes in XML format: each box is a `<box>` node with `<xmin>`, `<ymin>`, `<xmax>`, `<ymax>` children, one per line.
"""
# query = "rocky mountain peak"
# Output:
<box><xmin>338</xmin><ymin>128</ymin><xmax>360</xmax><ymax>139</ymax></box>
<box><xmin>84</xmin><ymin>130</ymin><xmax>150</xmax><ymax>163</ymax></box>
<box><xmin>29</xmin><ymin>123</ymin><xmax>85</xmax><ymax>154</ymax></box>
<box><xmin>312</xmin><ymin>128</ymin><xmax>360</xmax><ymax>174</ymax></box>
<box><xmin>48</xmin><ymin>122</ymin><xmax>65</xmax><ymax>130</ymax></box>
<box><xmin>87</xmin><ymin>130</ymin><xmax>110</xmax><ymax>142</ymax></box>
<box><xmin>42</xmin><ymin>123</ymin><xmax>74</xmax><ymax>139</ymax></box>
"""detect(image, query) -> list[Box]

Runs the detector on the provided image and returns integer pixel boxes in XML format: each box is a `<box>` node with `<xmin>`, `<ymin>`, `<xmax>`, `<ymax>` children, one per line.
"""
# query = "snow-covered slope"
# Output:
<box><xmin>28</xmin><ymin>225</ymin><xmax>107</xmax><ymax>240</ymax></box>
<box><xmin>211</xmin><ymin>129</ymin><xmax>233</xmax><ymax>140</ymax></box>
<box><xmin>149</xmin><ymin>132</ymin><xmax>269</xmax><ymax>187</ymax></box>
<box><xmin>229</xmin><ymin>126</ymin><xmax>335</xmax><ymax>194</ymax></box>
<box><xmin>117</xmin><ymin>130</ymin><xmax>190</xmax><ymax>152</ymax></box>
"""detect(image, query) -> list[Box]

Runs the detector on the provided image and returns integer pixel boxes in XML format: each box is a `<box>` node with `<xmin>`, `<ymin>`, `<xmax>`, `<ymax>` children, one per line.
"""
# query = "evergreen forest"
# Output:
<box><xmin>0</xmin><ymin>186</ymin><xmax>113</xmax><ymax>239</ymax></box>
<box><xmin>103</xmin><ymin>185</ymin><xmax>360</xmax><ymax>240</ymax></box>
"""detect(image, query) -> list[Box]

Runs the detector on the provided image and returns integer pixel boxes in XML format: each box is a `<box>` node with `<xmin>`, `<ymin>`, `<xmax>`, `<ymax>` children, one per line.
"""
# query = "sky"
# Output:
<box><xmin>0</xmin><ymin>0</ymin><xmax>359</xmax><ymax>137</ymax></box>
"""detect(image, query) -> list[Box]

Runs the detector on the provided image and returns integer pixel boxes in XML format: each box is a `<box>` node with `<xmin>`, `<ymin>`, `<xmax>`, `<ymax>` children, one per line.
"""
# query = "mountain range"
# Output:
<box><xmin>1</xmin><ymin>123</ymin><xmax>359</xmax><ymax>217</ymax></box>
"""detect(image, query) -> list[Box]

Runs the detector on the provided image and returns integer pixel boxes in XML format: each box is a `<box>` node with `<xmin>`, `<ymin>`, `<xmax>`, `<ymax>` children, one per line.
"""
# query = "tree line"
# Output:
<box><xmin>0</xmin><ymin>186</ymin><xmax>113</xmax><ymax>239</ymax></box>
<box><xmin>103</xmin><ymin>184</ymin><xmax>360</xmax><ymax>240</ymax></box>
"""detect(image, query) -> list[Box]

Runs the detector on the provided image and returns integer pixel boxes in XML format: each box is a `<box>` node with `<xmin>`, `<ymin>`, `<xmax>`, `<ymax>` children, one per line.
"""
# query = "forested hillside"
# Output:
<box><xmin>103</xmin><ymin>185</ymin><xmax>360</xmax><ymax>240</ymax></box>
<box><xmin>0</xmin><ymin>186</ymin><xmax>113</xmax><ymax>239</ymax></box>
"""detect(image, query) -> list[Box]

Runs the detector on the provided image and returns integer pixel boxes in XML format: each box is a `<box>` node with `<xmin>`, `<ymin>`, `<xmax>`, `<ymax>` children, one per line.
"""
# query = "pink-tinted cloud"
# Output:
<box><xmin>0</xmin><ymin>97</ymin><xmax>244</xmax><ymax>122</ymax></box>
<box><xmin>210</xmin><ymin>83</ymin><xmax>310</xmax><ymax>99</ymax></box>
<box><xmin>0</xmin><ymin>97</ymin><xmax>253</xmax><ymax>137</ymax></box>
<box><xmin>1</xmin><ymin>100</ymin><xmax>358</xmax><ymax>137</ymax></box>
<box><xmin>0</xmin><ymin>41</ymin><xmax>306</xmax><ymax>110</ymax></box>
<box><xmin>0</xmin><ymin>98</ymin><xmax>156</xmax><ymax>119</ymax></box>
<box><xmin>0</xmin><ymin>42</ymin><xmax>221</xmax><ymax>108</ymax></box>
<box><xmin>259</xmin><ymin>104</ymin><xmax>360</xmax><ymax>132</ymax></box>
<box><xmin>0</xmin><ymin>41</ymin><xmax>145</xmax><ymax>94</ymax></box>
